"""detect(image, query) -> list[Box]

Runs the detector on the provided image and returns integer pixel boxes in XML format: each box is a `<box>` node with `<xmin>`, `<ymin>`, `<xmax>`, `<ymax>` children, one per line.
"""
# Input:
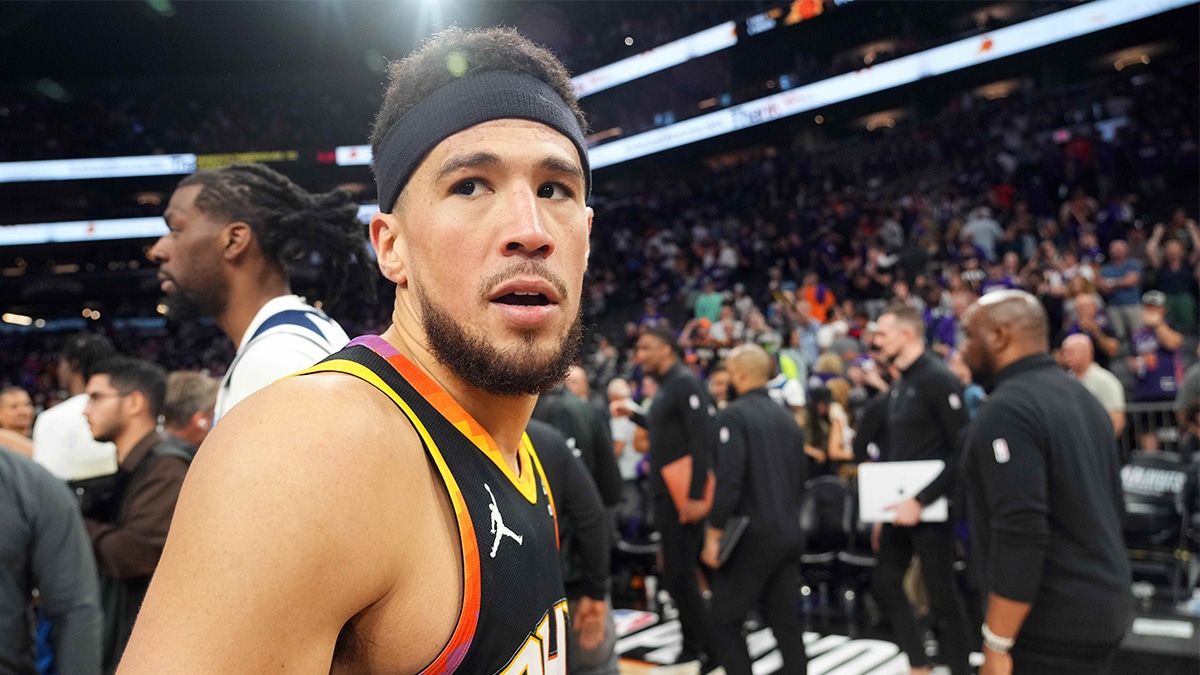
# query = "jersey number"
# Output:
<box><xmin>498</xmin><ymin>601</ymin><xmax>568</xmax><ymax>675</ymax></box>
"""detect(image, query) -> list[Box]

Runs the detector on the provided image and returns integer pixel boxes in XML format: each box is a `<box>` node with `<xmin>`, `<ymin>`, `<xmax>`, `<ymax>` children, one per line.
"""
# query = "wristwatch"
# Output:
<box><xmin>981</xmin><ymin>624</ymin><xmax>1015</xmax><ymax>655</ymax></box>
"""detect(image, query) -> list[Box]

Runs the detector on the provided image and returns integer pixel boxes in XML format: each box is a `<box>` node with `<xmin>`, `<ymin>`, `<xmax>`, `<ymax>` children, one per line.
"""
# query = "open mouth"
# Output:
<box><xmin>494</xmin><ymin>291</ymin><xmax>551</xmax><ymax>307</ymax></box>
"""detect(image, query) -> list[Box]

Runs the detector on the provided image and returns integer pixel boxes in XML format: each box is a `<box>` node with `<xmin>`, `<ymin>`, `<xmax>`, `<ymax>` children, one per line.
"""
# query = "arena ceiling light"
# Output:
<box><xmin>1</xmin><ymin>313</ymin><xmax>33</xmax><ymax>327</ymax></box>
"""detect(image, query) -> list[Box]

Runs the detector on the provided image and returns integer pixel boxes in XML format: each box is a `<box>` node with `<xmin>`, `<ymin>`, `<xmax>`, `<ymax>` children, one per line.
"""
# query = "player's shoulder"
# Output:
<box><xmin>200</xmin><ymin>372</ymin><xmax>423</xmax><ymax>496</ymax></box>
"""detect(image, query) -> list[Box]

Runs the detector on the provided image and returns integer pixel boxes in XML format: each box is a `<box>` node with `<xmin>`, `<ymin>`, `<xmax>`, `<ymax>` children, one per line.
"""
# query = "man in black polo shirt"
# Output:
<box><xmin>613</xmin><ymin>326</ymin><xmax>717</xmax><ymax>667</ymax></box>
<box><xmin>872</xmin><ymin>302</ymin><xmax>971</xmax><ymax>675</ymax></box>
<box><xmin>960</xmin><ymin>291</ymin><xmax>1131</xmax><ymax>674</ymax></box>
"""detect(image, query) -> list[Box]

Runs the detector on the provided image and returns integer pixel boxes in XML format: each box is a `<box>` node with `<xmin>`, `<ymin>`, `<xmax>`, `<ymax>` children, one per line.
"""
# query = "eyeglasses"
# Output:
<box><xmin>85</xmin><ymin>391</ymin><xmax>129</xmax><ymax>405</ymax></box>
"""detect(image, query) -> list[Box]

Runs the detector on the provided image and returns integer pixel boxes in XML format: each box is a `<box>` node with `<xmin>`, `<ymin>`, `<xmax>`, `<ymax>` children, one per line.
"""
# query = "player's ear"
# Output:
<box><xmin>222</xmin><ymin>221</ymin><xmax>254</xmax><ymax>260</ymax></box>
<box><xmin>371</xmin><ymin>213</ymin><xmax>408</xmax><ymax>286</ymax></box>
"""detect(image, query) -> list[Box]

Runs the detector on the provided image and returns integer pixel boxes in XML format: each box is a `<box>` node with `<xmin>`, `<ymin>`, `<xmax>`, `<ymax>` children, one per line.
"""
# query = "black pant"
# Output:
<box><xmin>872</xmin><ymin>522</ymin><xmax>970</xmax><ymax>675</ymax></box>
<box><xmin>656</xmin><ymin>496</ymin><xmax>716</xmax><ymax>658</ymax></box>
<box><xmin>1010</xmin><ymin>633</ymin><xmax>1120</xmax><ymax>674</ymax></box>
<box><xmin>710</xmin><ymin>538</ymin><xmax>807</xmax><ymax>675</ymax></box>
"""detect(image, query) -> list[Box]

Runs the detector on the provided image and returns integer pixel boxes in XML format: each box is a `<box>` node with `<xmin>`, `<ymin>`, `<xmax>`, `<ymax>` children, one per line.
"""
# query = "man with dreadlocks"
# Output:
<box><xmin>122</xmin><ymin>26</ymin><xmax>594</xmax><ymax>674</ymax></box>
<box><xmin>148</xmin><ymin>163</ymin><xmax>371</xmax><ymax>422</ymax></box>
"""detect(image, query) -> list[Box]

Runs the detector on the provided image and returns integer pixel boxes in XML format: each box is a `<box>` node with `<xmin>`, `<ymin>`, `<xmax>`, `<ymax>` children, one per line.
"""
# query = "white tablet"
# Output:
<box><xmin>857</xmin><ymin>460</ymin><xmax>949</xmax><ymax>523</ymax></box>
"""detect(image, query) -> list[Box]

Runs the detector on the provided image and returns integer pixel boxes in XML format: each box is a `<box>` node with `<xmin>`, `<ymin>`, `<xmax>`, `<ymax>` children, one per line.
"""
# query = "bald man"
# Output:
<box><xmin>960</xmin><ymin>290</ymin><xmax>1131</xmax><ymax>675</ymax></box>
<box><xmin>701</xmin><ymin>344</ymin><xmax>807</xmax><ymax>675</ymax></box>
<box><xmin>1060</xmin><ymin>334</ymin><xmax>1126</xmax><ymax>437</ymax></box>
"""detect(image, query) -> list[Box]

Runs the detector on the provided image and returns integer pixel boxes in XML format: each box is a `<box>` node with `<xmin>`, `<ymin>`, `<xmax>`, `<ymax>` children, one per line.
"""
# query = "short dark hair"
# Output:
<box><xmin>164</xmin><ymin>371</ymin><xmax>218</xmax><ymax>428</ymax></box>
<box><xmin>642</xmin><ymin>326</ymin><xmax>683</xmax><ymax>358</ymax></box>
<box><xmin>880</xmin><ymin>302</ymin><xmax>925</xmax><ymax>335</ymax></box>
<box><xmin>177</xmin><ymin>164</ymin><xmax>375</xmax><ymax>310</ymax></box>
<box><xmin>60</xmin><ymin>332</ymin><xmax>116</xmax><ymax>382</ymax></box>
<box><xmin>369</xmin><ymin>26</ymin><xmax>587</xmax><ymax>188</ymax></box>
<box><xmin>92</xmin><ymin>357</ymin><xmax>168</xmax><ymax>419</ymax></box>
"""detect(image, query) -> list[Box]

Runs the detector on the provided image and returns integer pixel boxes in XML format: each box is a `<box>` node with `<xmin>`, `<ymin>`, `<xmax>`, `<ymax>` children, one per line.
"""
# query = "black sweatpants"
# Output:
<box><xmin>656</xmin><ymin>496</ymin><xmax>716</xmax><ymax>658</ymax></box>
<box><xmin>710</xmin><ymin>538</ymin><xmax>807</xmax><ymax>675</ymax></box>
<box><xmin>872</xmin><ymin>522</ymin><xmax>970</xmax><ymax>675</ymax></box>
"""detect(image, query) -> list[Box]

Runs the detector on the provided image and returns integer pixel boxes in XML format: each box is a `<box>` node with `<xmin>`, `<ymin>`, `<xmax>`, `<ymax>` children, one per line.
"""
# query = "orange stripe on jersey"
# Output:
<box><xmin>294</xmin><ymin>359</ymin><xmax>481</xmax><ymax>674</ymax></box>
<box><xmin>525</xmin><ymin>440</ymin><xmax>560</xmax><ymax>550</ymax></box>
<box><xmin>357</xmin><ymin>337</ymin><xmax>537</xmax><ymax>504</ymax></box>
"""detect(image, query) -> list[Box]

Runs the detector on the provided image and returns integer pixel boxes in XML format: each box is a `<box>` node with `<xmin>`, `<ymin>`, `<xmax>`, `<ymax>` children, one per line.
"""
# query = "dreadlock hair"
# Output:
<box><xmin>370</xmin><ymin>26</ymin><xmax>588</xmax><ymax>185</ymax></box>
<box><xmin>177</xmin><ymin>163</ymin><xmax>375</xmax><ymax>310</ymax></box>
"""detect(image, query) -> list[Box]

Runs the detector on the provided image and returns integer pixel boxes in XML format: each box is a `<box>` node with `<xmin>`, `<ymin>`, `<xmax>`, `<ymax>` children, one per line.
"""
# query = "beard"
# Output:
<box><xmin>163</xmin><ymin>287</ymin><xmax>209</xmax><ymax>322</ymax></box>
<box><xmin>966</xmin><ymin>353</ymin><xmax>994</xmax><ymax>386</ymax></box>
<box><xmin>417</xmin><ymin>284</ymin><xmax>584</xmax><ymax>398</ymax></box>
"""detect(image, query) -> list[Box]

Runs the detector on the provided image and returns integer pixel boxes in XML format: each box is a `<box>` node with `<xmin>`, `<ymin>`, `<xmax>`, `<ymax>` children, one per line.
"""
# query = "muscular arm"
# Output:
<box><xmin>117</xmin><ymin>375</ymin><xmax>436</xmax><ymax>673</ymax></box>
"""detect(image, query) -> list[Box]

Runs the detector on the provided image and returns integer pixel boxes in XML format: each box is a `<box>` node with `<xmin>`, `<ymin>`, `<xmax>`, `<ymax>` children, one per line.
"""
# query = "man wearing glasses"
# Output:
<box><xmin>82</xmin><ymin>357</ymin><xmax>190</xmax><ymax>673</ymax></box>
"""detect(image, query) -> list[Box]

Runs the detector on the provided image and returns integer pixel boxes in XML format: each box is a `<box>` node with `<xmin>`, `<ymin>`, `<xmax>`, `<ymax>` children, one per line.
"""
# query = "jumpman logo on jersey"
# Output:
<box><xmin>485</xmin><ymin>483</ymin><xmax>523</xmax><ymax>558</ymax></box>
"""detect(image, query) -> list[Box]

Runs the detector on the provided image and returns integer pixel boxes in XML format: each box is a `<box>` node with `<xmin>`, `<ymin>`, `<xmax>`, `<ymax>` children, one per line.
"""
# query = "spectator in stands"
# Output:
<box><xmin>693</xmin><ymin>279</ymin><xmax>723</xmax><ymax>323</ymax></box>
<box><xmin>607</xmin><ymin>378</ymin><xmax>642</xmax><ymax>483</ymax></box>
<box><xmin>799</xmin><ymin>271</ymin><xmax>836</xmax><ymax>324</ymax></box>
<box><xmin>799</xmin><ymin>386</ymin><xmax>849</xmax><ymax>478</ymax></box>
<box><xmin>161</xmin><ymin>371</ymin><xmax>219</xmax><ymax>458</ymax></box>
<box><xmin>963</xmin><ymin>205</ymin><xmax>1004</xmax><ymax>262</ymax></box>
<box><xmin>32</xmin><ymin>333</ymin><xmax>118</xmax><ymax>481</ymax></box>
<box><xmin>1178</xmin><ymin>400</ymin><xmax>1200</xmax><ymax>462</ymax></box>
<box><xmin>1098</xmin><ymin>239</ymin><xmax>1143</xmax><ymax>341</ymax></box>
<box><xmin>1127</xmin><ymin>291</ymin><xmax>1184</xmax><ymax>403</ymax></box>
<box><xmin>1062</xmin><ymin>292</ymin><xmax>1119</xmax><ymax>371</ymax></box>
<box><xmin>0</xmin><ymin>386</ymin><xmax>34</xmax><ymax>438</ymax></box>
<box><xmin>1146</xmin><ymin>219</ymin><xmax>1200</xmax><ymax>334</ymax></box>
<box><xmin>82</xmin><ymin>357</ymin><xmax>188</xmax><ymax>671</ymax></box>
<box><xmin>1061</xmin><ymin>334</ymin><xmax>1126</xmax><ymax>438</ymax></box>
<box><xmin>709</xmin><ymin>304</ymin><xmax>744</xmax><ymax>347</ymax></box>
<box><xmin>0</xmin><ymin>444</ymin><xmax>103</xmax><ymax>675</ymax></box>
<box><xmin>147</xmin><ymin>164</ymin><xmax>367</xmax><ymax>422</ymax></box>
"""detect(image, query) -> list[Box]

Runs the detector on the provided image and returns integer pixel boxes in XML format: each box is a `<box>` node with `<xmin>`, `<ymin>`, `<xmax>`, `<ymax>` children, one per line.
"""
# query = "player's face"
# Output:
<box><xmin>382</xmin><ymin>119</ymin><xmax>593</xmax><ymax>396</ymax></box>
<box><xmin>149</xmin><ymin>184</ymin><xmax>229</xmax><ymax>320</ymax></box>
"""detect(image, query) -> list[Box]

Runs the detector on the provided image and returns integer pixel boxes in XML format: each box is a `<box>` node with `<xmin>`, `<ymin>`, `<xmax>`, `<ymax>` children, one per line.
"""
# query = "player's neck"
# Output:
<box><xmin>219</xmin><ymin>275</ymin><xmax>292</xmax><ymax>350</ymax></box>
<box><xmin>378</xmin><ymin>323</ymin><xmax>535</xmax><ymax>471</ymax></box>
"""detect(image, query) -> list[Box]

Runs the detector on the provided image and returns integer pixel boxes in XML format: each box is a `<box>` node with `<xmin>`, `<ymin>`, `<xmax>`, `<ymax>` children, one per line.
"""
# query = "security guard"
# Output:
<box><xmin>871</xmin><ymin>302</ymin><xmax>971</xmax><ymax>675</ymax></box>
<box><xmin>959</xmin><ymin>290</ymin><xmax>1131</xmax><ymax>674</ymax></box>
<box><xmin>701</xmin><ymin>344</ymin><xmax>808</xmax><ymax>675</ymax></box>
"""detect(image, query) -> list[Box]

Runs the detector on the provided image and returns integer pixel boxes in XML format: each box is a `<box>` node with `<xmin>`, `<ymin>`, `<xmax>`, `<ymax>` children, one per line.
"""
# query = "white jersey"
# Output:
<box><xmin>32</xmin><ymin>393</ymin><xmax>118</xmax><ymax>480</ymax></box>
<box><xmin>766</xmin><ymin>373</ymin><xmax>806</xmax><ymax>409</ymax></box>
<box><xmin>215</xmin><ymin>295</ymin><xmax>350</xmax><ymax>422</ymax></box>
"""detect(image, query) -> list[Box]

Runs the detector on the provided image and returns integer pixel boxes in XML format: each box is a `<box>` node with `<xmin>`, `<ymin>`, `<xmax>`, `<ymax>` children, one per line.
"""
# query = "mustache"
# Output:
<box><xmin>478</xmin><ymin>260</ymin><xmax>570</xmax><ymax>301</ymax></box>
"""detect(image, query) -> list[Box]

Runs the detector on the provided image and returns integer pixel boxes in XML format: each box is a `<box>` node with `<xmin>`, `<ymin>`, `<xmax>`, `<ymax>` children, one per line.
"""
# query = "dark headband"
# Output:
<box><xmin>373</xmin><ymin>70</ymin><xmax>590</xmax><ymax>213</ymax></box>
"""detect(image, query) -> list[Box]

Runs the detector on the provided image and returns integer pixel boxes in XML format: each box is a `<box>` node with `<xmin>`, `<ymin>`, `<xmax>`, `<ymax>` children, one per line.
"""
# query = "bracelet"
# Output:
<box><xmin>981</xmin><ymin>624</ymin><xmax>1015</xmax><ymax>655</ymax></box>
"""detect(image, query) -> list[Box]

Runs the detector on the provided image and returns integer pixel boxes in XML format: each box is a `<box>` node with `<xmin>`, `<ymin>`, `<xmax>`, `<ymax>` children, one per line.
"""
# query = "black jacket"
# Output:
<box><xmin>710</xmin><ymin>388</ymin><xmax>807</xmax><ymax>550</ymax></box>
<box><xmin>631</xmin><ymin>363</ymin><xmax>716</xmax><ymax>502</ymax></box>
<box><xmin>962</xmin><ymin>354</ymin><xmax>1132</xmax><ymax>646</ymax></box>
<box><xmin>532</xmin><ymin>389</ymin><xmax>623</xmax><ymax>507</ymax></box>
<box><xmin>886</xmin><ymin>352</ymin><xmax>969</xmax><ymax>505</ymax></box>
<box><xmin>526</xmin><ymin>420</ymin><xmax>610</xmax><ymax>601</ymax></box>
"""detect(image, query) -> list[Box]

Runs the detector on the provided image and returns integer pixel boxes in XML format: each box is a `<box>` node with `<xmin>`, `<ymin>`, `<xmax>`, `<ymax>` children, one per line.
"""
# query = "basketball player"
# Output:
<box><xmin>119</xmin><ymin>27</ymin><xmax>592</xmax><ymax>674</ymax></box>
<box><xmin>148</xmin><ymin>163</ymin><xmax>371</xmax><ymax>422</ymax></box>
